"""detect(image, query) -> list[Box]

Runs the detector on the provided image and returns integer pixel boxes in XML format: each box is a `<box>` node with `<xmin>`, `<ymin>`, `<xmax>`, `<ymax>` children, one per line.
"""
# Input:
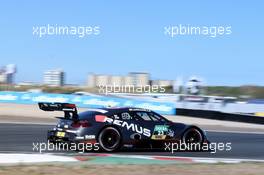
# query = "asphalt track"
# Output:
<box><xmin>0</xmin><ymin>123</ymin><xmax>263</xmax><ymax>160</ymax></box>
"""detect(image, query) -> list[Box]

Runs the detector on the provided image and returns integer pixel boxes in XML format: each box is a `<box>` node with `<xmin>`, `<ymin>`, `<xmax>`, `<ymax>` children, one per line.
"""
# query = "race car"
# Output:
<box><xmin>39</xmin><ymin>102</ymin><xmax>209</xmax><ymax>152</ymax></box>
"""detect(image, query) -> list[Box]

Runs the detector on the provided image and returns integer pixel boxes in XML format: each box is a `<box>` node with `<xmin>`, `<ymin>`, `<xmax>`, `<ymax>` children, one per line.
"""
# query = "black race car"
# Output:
<box><xmin>39</xmin><ymin>102</ymin><xmax>209</xmax><ymax>152</ymax></box>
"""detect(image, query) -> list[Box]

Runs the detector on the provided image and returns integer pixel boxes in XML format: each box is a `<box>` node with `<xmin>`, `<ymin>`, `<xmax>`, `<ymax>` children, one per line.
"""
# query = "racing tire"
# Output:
<box><xmin>182</xmin><ymin>127</ymin><xmax>204</xmax><ymax>151</ymax></box>
<box><xmin>98</xmin><ymin>127</ymin><xmax>122</xmax><ymax>152</ymax></box>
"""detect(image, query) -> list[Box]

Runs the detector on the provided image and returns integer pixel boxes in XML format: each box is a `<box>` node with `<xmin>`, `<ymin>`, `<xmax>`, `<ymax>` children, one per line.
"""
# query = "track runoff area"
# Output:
<box><xmin>0</xmin><ymin>103</ymin><xmax>264</xmax><ymax>164</ymax></box>
<box><xmin>0</xmin><ymin>122</ymin><xmax>264</xmax><ymax>164</ymax></box>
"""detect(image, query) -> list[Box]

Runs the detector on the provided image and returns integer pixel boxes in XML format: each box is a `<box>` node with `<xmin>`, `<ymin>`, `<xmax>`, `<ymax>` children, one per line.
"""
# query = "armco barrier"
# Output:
<box><xmin>177</xmin><ymin>108</ymin><xmax>264</xmax><ymax>124</ymax></box>
<box><xmin>0</xmin><ymin>91</ymin><xmax>176</xmax><ymax>115</ymax></box>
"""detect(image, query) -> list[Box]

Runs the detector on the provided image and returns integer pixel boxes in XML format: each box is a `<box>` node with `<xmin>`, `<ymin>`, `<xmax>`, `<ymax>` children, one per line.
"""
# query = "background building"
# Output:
<box><xmin>87</xmin><ymin>72</ymin><xmax>150</xmax><ymax>87</ymax></box>
<box><xmin>123</xmin><ymin>75</ymin><xmax>133</xmax><ymax>86</ymax></box>
<box><xmin>151</xmin><ymin>80</ymin><xmax>173</xmax><ymax>87</ymax></box>
<box><xmin>43</xmin><ymin>69</ymin><xmax>65</xmax><ymax>86</ymax></box>
<box><xmin>0</xmin><ymin>64</ymin><xmax>16</xmax><ymax>84</ymax></box>
<box><xmin>95</xmin><ymin>75</ymin><xmax>110</xmax><ymax>87</ymax></box>
<box><xmin>87</xmin><ymin>73</ymin><xmax>96</xmax><ymax>87</ymax></box>
<box><xmin>129</xmin><ymin>72</ymin><xmax>150</xmax><ymax>87</ymax></box>
<box><xmin>109</xmin><ymin>75</ymin><xmax>123</xmax><ymax>86</ymax></box>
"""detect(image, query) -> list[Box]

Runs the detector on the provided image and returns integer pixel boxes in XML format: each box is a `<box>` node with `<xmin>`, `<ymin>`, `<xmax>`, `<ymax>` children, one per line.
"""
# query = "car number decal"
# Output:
<box><xmin>56</xmin><ymin>131</ymin><xmax>65</xmax><ymax>137</ymax></box>
<box><xmin>151</xmin><ymin>125</ymin><xmax>169</xmax><ymax>140</ymax></box>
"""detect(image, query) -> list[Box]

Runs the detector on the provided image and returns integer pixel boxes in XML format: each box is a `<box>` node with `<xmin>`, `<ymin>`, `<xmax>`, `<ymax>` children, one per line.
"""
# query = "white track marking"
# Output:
<box><xmin>112</xmin><ymin>154</ymin><xmax>264</xmax><ymax>163</ymax></box>
<box><xmin>0</xmin><ymin>153</ymin><xmax>77</xmax><ymax>164</ymax></box>
<box><xmin>1</xmin><ymin>153</ymin><xmax>264</xmax><ymax>164</ymax></box>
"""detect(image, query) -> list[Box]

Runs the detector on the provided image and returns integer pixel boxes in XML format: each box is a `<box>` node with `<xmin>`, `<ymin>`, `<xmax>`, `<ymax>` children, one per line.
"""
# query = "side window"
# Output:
<box><xmin>148</xmin><ymin>112</ymin><xmax>166</xmax><ymax>122</ymax></box>
<box><xmin>149</xmin><ymin>114</ymin><xmax>158</xmax><ymax>121</ymax></box>
<box><xmin>135</xmin><ymin>112</ymin><xmax>152</xmax><ymax>121</ymax></box>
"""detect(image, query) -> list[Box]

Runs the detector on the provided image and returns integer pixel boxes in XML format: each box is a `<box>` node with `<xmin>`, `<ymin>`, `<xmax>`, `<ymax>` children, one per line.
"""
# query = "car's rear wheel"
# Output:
<box><xmin>182</xmin><ymin>127</ymin><xmax>203</xmax><ymax>145</ymax></box>
<box><xmin>98</xmin><ymin>127</ymin><xmax>121</xmax><ymax>152</ymax></box>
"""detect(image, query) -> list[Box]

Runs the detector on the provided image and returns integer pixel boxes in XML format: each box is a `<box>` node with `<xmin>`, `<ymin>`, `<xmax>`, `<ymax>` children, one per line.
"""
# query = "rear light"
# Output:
<box><xmin>65</xmin><ymin>104</ymin><xmax>76</xmax><ymax>108</ymax></box>
<box><xmin>71</xmin><ymin>120</ymin><xmax>90</xmax><ymax>128</ymax></box>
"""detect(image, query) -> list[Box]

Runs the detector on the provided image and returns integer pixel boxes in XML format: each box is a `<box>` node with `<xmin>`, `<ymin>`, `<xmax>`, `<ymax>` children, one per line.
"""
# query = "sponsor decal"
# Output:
<box><xmin>151</xmin><ymin>135</ymin><xmax>166</xmax><ymax>140</ymax></box>
<box><xmin>95</xmin><ymin>115</ymin><xmax>151</xmax><ymax>137</ymax></box>
<box><xmin>167</xmin><ymin>129</ymin><xmax>175</xmax><ymax>137</ymax></box>
<box><xmin>95</xmin><ymin>115</ymin><xmax>107</xmax><ymax>122</ymax></box>
<box><xmin>0</xmin><ymin>91</ymin><xmax>175</xmax><ymax>115</ymax></box>
<box><xmin>129</xmin><ymin>108</ymin><xmax>151</xmax><ymax>112</ymax></box>
<box><xmin>121</xmin><ymin>112</ymin><xmax>132</xmax><ymax>120</ymax></box>
<box><xmin>113</xmin><ymin>115</ymin><xmax>120</xmax><ymax>119</ymax></box>
<box><xmin>134</xmin><ymin>103</ymin><xmax>173</xmax><ymax>112</ymax></box>
<box><xmin>56</xmin><ymin>131</ymin><xmax>65</xmax><ymax>137</ymax></box>
<box><xmin>154</xmin><ymin>125</ymin><xmax>169</xmax><ymax>132</ymax></box>
<box><xmin>123</xmin><ymin>144</ymin><xmax>133</xmax><ymax>148</ymax></box>
<box><xmin>0</xmin><ymin>94</ymin><xmax>18</xmax><ymax>101</ymax></box>
<box><xmin>75</xmin><ymin>136</ymin><xmax>84</xmax><ymax>140</ymax></box>
<box><xmin>151</xmin><ymin>125</ymin><xmax>169</xmax><ymax>140</ymax></box>
<box><xmin>85</xmin><ymin>135</ymin><xmax>96</xmax><ymax>139</ymax></box>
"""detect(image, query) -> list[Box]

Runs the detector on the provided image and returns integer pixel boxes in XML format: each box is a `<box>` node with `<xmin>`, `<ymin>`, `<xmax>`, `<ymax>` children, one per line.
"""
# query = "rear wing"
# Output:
<box><xmin>38</xmin><ymin>102</ymin><xmax>78</xmax><ymax>120</ymax></box>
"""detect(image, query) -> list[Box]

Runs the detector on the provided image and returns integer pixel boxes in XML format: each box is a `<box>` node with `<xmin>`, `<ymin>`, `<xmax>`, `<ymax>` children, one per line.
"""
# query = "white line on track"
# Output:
<box><xmin>1</xmin><ymin>152</ymin><xmax>264</xmax><ymax>164</ymax></box>
<box><xmin>110</xmin><ymin>154</ymin><xmax>264</xmax><ymax>163</ymax></box>
<box><xmin>0</xmin><ymin>153</ymin><xmax>78</xmax><ymax>164</ymax></box>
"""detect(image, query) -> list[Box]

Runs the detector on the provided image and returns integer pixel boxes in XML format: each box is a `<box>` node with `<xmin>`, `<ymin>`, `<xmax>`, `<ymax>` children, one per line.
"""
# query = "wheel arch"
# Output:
<box><xmin>181</xmin><ymin>125</ymin><xmax>205</xmax><ymax>142</ymax></box>
<box><xmin>97</xmin><ymin>124</ymin><xmax>123</xmax><ymax>142</ymax></box>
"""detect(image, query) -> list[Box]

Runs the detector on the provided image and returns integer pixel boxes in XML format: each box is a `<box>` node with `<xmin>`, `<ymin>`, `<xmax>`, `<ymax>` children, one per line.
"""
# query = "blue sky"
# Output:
<box><xmin>0</xmin><ymin>1</ymin><xmax>263</xmax><ymax>85</ymax></box>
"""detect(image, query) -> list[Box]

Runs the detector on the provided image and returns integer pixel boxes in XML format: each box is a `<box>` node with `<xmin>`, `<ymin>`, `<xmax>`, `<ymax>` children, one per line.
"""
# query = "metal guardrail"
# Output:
<box><xmin>177</xmin><ymin>108</ymin><xmax>264</xmax><ymax>124</ymax></box>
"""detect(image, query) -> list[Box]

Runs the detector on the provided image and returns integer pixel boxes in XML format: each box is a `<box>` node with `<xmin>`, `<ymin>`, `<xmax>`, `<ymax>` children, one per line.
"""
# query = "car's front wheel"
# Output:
<box><xmin>98</xmin><ymin>127</ymin><xmax>121</xmax><ymax>152</ymax></box>
<box><xmin>182</xmin><ymin>127</ymin><xmax>204</xmax><ymax>147</ymax></box>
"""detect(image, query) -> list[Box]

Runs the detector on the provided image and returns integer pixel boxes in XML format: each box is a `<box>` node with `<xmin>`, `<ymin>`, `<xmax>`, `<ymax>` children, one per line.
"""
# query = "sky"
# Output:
<box><xmin>0</xmin><ymin>1</ymin><xmax>263</xmax><ymax>86</ymax></box>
